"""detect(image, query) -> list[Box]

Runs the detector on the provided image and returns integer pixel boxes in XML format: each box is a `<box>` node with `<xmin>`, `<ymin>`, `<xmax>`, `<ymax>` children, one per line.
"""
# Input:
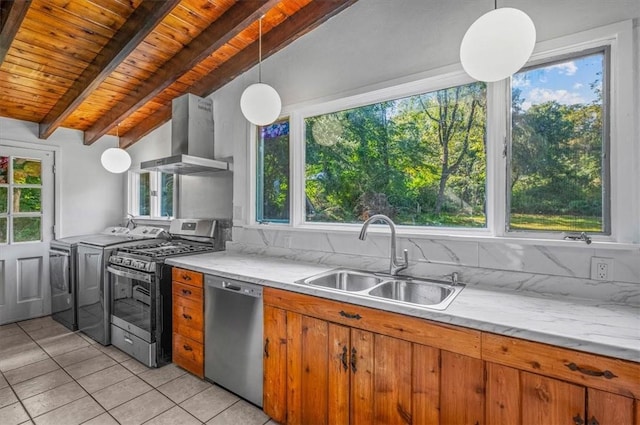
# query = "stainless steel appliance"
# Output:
<box><xmin>141</xmin><ymin>94</ymin><xmax>229</xmax><ymax>175</ymax></box>
<box><xmin>107</xmin><ymin>218</ymin><xmax>229</xmax><ymax>367</ymax></box>
<box><xmin>205</xmin><ymin>275</ymin><xmax>263</xmax><ymax>407</ymax></box>
<box><xmin>76</xmin><ymin>227</ymin><xmax>166</xmax><ymax>345</ymax></box>
<box><xmin>49</xmin><ymin>227</ymin><xmax>134</xmax><ymax>331</ymax></box>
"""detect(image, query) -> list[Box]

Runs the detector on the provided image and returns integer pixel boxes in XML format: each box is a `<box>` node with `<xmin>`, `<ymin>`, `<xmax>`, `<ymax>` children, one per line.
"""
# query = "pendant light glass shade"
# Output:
<box><xmin>241</xmin><ymin>16</ymin><xmax>281</xmax><ymax>126</ymax></box>
<box><xmin>101</xmin><ymin>147</ymin><xmax>131</xmax><ymax>173</ymax></box>
<box><xmin>101</xmin><ymin>124</ymin><xmax>131</xmax><ymax>173</ymax></box>
<box><xmin>241</xmin><ymin>82</ymin><xmax>282</xmax><ymax>126</ymax></box>
<box><xmin>460</xmin><ymin>7</ymin><xmax>536</xmax><ymax>82</ymax></box>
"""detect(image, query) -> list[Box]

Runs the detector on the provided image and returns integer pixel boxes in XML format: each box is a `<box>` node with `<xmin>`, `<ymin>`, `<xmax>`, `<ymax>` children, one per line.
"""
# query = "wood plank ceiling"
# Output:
<box><xmin>0</xmin><ymin>0</ymin><xmax>357</xmax><ymax>148</ymax></box>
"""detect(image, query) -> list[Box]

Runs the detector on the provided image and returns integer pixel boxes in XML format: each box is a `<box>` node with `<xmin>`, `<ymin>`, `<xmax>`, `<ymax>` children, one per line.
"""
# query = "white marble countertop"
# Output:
<box><xmin>166</xmin><ymin>251</ymin><xmax>640</xmax><ymax>363</ymax></box>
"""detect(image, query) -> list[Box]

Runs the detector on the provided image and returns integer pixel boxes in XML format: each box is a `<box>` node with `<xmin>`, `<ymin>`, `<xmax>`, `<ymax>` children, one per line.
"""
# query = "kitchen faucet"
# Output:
<box><xmin>358</xmin><ymin>214</ymin><xmax>408</xmax><ymax>276</ymax></box>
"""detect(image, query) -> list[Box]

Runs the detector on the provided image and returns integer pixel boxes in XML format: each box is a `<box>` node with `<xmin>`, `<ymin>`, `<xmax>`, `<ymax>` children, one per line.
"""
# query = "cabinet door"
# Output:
<box><xmin>372</xmin><ymin>334</ymin><xmax>412</xmax><ymax>424</ymax></box>
<box><xmin>350</xmin><ymin>333</ymin><xmax>437</xmax><ymax>425</ymax></box>
<box><xmin>263</xmin><ymin>305</ymin><xmax>287</xmax><ymax>424</ymax></box>
<box><xmin>587</xmin><ymin>388</ymin><xmax>634</xmax><ymax>425</ymax></box>
<box><xmin>440</xmin><ymin>350</ymin><xmax>485</xmax><ymax>425</ymax></box>
<box><xmin>350</xmin><ymin>328</ymin><xmax>374</xmax><ymax>425</ymax></box>
<box><xmin>486</xmin><ymin>362</ymin><xmax>521</xmax><ymax>424</ymax></box>
<box><xmin>412</xmin><ymin>344</ymin><xmax>440</xmax><ymax>424</ymax></box>
<box><xmin>286</xmin><ymin>312</ymin><xmax>350</xmax><ymax>425</ymax></box>
<box><xmin>328</xmin><ymin>324</ymin><xmax>350</xmax><ymax>425</ymax></box>
<box><xmin>521</xmin><ymin>371</ymin><xmax>585</xmax><ymax>425</ymax></box>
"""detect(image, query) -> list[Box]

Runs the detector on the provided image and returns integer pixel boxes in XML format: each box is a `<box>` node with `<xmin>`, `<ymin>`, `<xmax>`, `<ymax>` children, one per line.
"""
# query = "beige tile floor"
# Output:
<box><xmin>0</xmin><ymin>316</ymin><xmax>277</xmax><ymax>425</ymax></box>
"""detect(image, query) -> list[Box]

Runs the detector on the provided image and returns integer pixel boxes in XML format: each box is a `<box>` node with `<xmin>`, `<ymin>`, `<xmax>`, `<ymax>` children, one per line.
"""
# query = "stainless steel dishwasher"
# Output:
<box><xmin>204</xmin><ymin>275</ymin><xmax>263</xmax><ymax>407</ymax></box>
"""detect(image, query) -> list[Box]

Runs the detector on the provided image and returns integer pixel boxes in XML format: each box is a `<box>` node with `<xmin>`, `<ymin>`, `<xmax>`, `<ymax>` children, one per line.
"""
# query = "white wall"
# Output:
<box><xmin>0</xmin><ymin>117</ymin><xmax>125</xmax><ymax>237</ymax></box>
<box><xmin>128</xmin><ymin>0</ymin><xmax>640</xmax><ymax>291</ymax></box>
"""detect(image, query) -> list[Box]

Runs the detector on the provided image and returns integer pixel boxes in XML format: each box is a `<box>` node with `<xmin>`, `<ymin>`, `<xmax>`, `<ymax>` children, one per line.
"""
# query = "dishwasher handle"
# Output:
<box><xmin>222</xmin><ymin>282</ymin><xmax>242</xmax><ymax>291</ymax></box>
<box><xmin>205</xmin><ymin>275</ymin><xmax>263</xmax><ymax>298</ymax></box>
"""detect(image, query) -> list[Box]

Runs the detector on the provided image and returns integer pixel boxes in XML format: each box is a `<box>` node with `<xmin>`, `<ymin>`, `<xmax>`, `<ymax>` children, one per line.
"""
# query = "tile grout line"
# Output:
<box><xmin>5</xmin><ymin>318</ymin><xmax>271</xmax><ymax>425</ymax></box>
<box><xmin>14</xmin><ymin>319</ymin><xmax>72</xmax><ymax>423</ymax></box>
<box><xmin>11</xmin><ymin>320</ymin><xmax>111</xmax><ymax>424</ymax></box>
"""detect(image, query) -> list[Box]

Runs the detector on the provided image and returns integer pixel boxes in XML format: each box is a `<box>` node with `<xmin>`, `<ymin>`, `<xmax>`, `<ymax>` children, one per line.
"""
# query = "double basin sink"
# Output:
<box><xmin>296</xmin><ymin>269</ymin><xmax>464</xmax><ymax>310</ymax></box>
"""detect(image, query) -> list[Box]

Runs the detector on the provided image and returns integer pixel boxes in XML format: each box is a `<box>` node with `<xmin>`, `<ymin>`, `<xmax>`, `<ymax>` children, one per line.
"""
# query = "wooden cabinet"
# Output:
<box><xmin>484</xmin><ymin>333</ymin><xmax>639</xmax><ymax>425</ymax></box>
<box><xmin>264</xmin><ymin>287</ymin><xmax>640</xmax><ymax>425</ymax></box>
<box><xmin>263</xmin><ymin>287</ymin><xmax>484</xmax><ymax>425</ymax></box>
<box><xmin>172</xmin><ymin>267</ymin><xmax>204</xmax><ymax>378</ymax></box>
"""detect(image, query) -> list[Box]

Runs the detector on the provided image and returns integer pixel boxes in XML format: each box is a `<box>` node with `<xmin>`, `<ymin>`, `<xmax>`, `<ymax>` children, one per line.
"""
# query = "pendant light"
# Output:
<box><xmin>240</xmin><ymin>16</ymin><xmax>281</xmax><ymax>126</ymax></box>
<box><xmin>460</xmin><ymin>0</ymin><xmax>536</xmax><ymax>82</ymax></box>
<box><xmin>101</xmin><ymin>124</ymin><xmax>131</xmax><ymax>174</ymax></box>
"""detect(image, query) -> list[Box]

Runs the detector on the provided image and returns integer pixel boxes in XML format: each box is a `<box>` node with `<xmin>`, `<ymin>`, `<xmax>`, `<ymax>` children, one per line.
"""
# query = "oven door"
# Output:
<box><xmin>107</xmin><ymin>265</ymin><xmax>155</xmax><ymax>342</ymax></box>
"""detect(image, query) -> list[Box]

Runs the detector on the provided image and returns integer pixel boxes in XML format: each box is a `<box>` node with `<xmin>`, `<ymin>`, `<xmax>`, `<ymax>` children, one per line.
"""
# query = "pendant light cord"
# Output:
<box><xmin>258</xmin><ymin>17</ymin><xmax>263</xmax><ymax>83</ymax></box>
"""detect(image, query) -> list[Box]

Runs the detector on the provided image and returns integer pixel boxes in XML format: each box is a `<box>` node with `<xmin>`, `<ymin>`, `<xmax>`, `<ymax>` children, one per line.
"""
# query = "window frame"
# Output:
<box><xmin>291</xmin><ymin>71</ymin><xmax>494</xmax><ymax>237</ymax></box>
<box><xmin>0</xmin><ymin>154</ymin><xmax>44</xmax><ymax>244</ymax></box>
<box><xmin>127</xmin><ymin>169</ymin><xmax>176</xmax><ymax>219</ymax></box>
<box><xmin>505</xmin><ymin>46</ymin><xmax>611</xmax><ymax>237</ymax></box>
<box><xmin>248</xmin><ymin>20</ymin><xmax>637</xmax><ymax>246</ymax></box>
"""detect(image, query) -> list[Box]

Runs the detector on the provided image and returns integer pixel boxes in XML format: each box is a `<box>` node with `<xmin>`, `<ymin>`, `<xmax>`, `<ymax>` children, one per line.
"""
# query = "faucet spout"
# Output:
<box><xmin>358</xmin><ymin>214</ymin><xmax>408</xmax><ymax>275</ymax></box>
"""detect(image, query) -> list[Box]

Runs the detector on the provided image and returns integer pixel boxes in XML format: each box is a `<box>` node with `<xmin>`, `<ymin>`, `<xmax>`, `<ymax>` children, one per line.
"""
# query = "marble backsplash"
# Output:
<box><xmin>228</xmin><ymin>226</ymin><xmax>640</xmax><ymax>306</ymax></box>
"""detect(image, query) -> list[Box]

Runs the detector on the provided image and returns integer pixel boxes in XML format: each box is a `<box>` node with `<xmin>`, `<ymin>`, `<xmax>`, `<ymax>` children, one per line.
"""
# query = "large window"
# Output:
<box><xmin>509</xmin><ymin>50</ymin><xmax>609</xmax><ymax>233</ymax></box>
<box><xmin>304</xmin><ymin>82</ymin><xmax>487</xmax><ymax>227</ymax></box>
<box><xmin>253</xmin><ymin>22</ymin><xmax>635</xmax><ymax>243</ymax></box>
<box><xmin>128</xmin><ymin>170</ymin><xmax>174</xmax><ymax>218</ymax></box>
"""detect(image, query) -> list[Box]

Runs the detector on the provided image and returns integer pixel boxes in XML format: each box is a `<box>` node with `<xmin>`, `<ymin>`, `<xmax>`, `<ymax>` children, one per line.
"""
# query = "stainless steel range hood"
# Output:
<box><xmin>141</xmin><ymin>93</ymin><xmax>229</xmax><ymax>175</ymax></box>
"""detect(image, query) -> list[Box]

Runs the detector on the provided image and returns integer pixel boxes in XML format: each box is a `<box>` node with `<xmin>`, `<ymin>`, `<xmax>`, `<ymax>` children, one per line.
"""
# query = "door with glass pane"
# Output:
<box><xmin>0</xmin><ymin>146</ymin><xmax>54</xmax><ymax>324</ymax></box>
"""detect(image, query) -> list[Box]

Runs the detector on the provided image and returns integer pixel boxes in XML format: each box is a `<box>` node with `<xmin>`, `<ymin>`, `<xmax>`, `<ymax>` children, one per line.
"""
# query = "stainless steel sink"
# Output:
<box><xmin>367</xmin><ymin>279</ymin><xmax>454</xmax><ymax>308</ymax></box>
<box><xmin>299</xmin><ymin>269</ymin><xmax>385</xmax><ymax>292</ymax></box>
<box><xmin>297</xmin><ymin>269</ymin><xmax>464</xmax><ymax>310</ymax></box>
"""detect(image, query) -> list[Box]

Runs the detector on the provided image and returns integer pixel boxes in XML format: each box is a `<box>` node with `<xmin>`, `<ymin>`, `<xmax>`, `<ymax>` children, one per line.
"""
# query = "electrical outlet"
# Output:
<box><xmin>590</xmin><ymin>257</ymin><xmax>614</xmax><ymax>281</ymax></box>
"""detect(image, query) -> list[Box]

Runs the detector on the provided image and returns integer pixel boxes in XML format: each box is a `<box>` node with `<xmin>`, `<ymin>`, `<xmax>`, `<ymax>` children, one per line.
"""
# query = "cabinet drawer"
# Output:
<box><xmin>173</xmin><ymin>333</ymin><xmax>203</xmax><ymax>378</ymax></box>
<box><xmin>173</xmin><ymin>281</ymin><xmax>203</xmax><ymax>303</ymax></box>
<box><xmin>482</xmin><ymin>333</ymin><xmax>640</xmax><ymax>399</ymax></box>
<box><xmin>172</xmin><ymin>267</ymin><xmax>203</xmax><ymax>288</ymax></box>
<box><xmin>264</xmin><ymin>287</ymin><xmax>481</xmax><ymax>358</ymax></box>
<box><xmin>173</xmin><ymin>296</ymin><xmax>203</xmax><ymax>342</ymax></box>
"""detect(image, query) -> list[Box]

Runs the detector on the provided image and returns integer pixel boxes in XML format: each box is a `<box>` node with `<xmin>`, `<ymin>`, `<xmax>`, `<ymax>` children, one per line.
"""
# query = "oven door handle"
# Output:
<box><xmin>107</xmin><ymin>266</ymin><xmax>152</xmax><ymax>283</ymax></box>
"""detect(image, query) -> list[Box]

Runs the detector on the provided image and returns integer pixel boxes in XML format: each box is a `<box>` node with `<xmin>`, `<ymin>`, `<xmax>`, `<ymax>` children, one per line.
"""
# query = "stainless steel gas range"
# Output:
<box><xmin>106</xmin><ymin>219</ymin><xmax>229</xmax><ymax>367</ymax></box>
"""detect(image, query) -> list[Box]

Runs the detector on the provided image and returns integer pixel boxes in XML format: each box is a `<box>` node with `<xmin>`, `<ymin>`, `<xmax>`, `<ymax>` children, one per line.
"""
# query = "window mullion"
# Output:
<box><xmin>250</xmin><ymin>124</ymin><xmax>260</xmax><ymax>225</ymax></box>
<box><xmin>290</xmin><ymin>112</ymin><xmax>304</xmax><ymax>227</ymax></box>
<box><xmin>487</xmin><ymin>79</ymin><xmax>509</xmax><ymax>237</ymax></box>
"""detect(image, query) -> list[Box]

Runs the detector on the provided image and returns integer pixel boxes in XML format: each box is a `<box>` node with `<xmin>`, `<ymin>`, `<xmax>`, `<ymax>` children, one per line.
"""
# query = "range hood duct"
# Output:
<box><xmin>141</xmin><ymin>93</ymin><xmax>229</xmax><ymax>175</ymax></box>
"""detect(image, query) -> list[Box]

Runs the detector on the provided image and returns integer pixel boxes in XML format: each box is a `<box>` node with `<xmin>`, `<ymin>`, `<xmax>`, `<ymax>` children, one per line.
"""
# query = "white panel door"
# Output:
<box><xmin>0</xmin><ymin>145</ymin><xmax>54</xmax><ymax>325</ymax></box>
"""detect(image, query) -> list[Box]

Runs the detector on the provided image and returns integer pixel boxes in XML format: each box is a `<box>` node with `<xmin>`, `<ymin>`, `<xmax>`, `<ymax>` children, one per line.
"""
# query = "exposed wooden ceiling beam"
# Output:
<box><xmin>83</xmin><ymin>0</ymin><xmax>278</xmax><ymax>146</ymax></box>
<box><xmin>120</xmin><ymin>0</ymin><xmax>357</xmax><ymax>148</ymax></box>
<box><xmin>0</xmin><ymin>0</ymin><xmax>31</xmax><ymax>64</ymax></box>
<box><xmin>37</xmin><ymin>0</ymin><xmax>180</xmax><ymax>140</ymax></box>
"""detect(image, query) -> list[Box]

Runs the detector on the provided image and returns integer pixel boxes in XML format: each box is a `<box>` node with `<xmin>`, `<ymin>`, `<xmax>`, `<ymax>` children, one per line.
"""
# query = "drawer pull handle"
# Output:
<box><xmin>182</xmin><ymin>314</ymin><xmax>192</xmax><ymax>320</ymax></box>
<box><xmin>182</xmin><ymin>289</ymin><xmax>192</xmax><ymax>295</ymax></box>
<box><xmin>182</xmin><ymin>274</ymin><xmax>191</xmax><ymax>280</ymax></box>
<box><xmin>264</xmin><ymin>338</ymin><xmax>270</xmax><ymax>358</ymax></box>
<box><xmin>341</xmin><ymin>346</ymin><xmax>348</xmax><ymax>371</ymax></box>
<box><xmin>339</xmin><ymin>310</ymin><xmax>362</xmax><ymax>320</ymax></box>
<box><xmin>565</xmin><ymin>363</ymin><xmax>617</xmax><ymax>379</ymax></box>
<box><xmin>183</xmin><ymin>344</ymin><xmax>193</xmax><ymax>351</ymax></box>
<box><xmin>573</xmin><ymin>414</ymin><xmax>585</xmax><ymax>425</ymax></box>
<box><xmin>588</xmin><ymin>416</ymin><xmax>600</xmax><ymax>425</ymax></box>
